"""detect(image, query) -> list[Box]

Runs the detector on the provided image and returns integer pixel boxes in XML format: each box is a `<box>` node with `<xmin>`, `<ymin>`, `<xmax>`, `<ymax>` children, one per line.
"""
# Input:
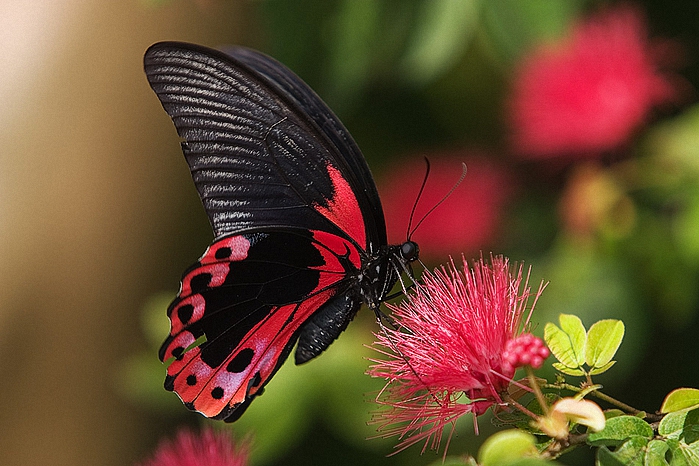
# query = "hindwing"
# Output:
<box><xmin>159</xmin><ymin>229</ymin><xmax>363</xmax><ymax>421</ymax></box>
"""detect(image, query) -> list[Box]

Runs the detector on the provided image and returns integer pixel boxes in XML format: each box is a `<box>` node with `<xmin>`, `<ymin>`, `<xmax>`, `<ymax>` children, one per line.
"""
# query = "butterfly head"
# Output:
<box><xmin>400</xmin><ymin>240</ymin><xmax>419</xmax><ymax>263</ymax></box>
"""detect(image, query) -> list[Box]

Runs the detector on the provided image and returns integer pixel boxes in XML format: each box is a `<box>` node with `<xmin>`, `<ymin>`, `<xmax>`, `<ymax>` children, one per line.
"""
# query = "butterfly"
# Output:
<box><xmin>144</xmin><ymin>42</ymin><xmax>419</xmax><ymax>422</ymax></box>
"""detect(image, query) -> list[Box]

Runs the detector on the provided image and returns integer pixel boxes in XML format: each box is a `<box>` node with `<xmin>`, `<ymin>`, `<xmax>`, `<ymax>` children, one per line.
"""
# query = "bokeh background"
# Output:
<box><xmin>1</xmin><ymin>0</ymin><xmax>699</xmax><ymax>465</ymax></box>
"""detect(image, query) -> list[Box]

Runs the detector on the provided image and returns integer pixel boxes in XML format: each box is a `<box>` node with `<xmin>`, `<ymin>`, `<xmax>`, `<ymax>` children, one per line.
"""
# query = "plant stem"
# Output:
<box><xmin>504</xmin><ymin>395</ymin><xmax>539</xmax><ymax>420</ymax></box>
<box><xmin>527</xmin><ymin>366</ymin><xmax>550</xmax><ymax>415</ymax></box>
<box><xmin>547</xmin><ymin>382</ymin><xmax>643</xmax><ymax>415</ymax></box>
<box><xmin>590</xmin><ymin>390</ymin><xmax>642</xmax><ymax>415</ymax></box>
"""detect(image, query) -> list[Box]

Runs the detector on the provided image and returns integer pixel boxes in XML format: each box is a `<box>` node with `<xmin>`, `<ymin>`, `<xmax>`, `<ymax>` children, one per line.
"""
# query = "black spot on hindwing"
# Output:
<box><xmin>226</xmin><ymin>348</ymin><xmax>254</xmax><ymax>373</ymax></box>
<box><xmin>211</xmin><ymin>387</ymin><xmax>224</xmax><ymax>399</ymax></box>
<box><xmin>177</xmin><ymin>304</ymin><xmax>194</xmax><ymax>325</ymax></box>
<box><xmin>190</xmin><ymin>273</ymin><xmax>213</xmax><ymax>293</ymax></box>
<box><xmin>215</xmin><ymin>247</ymin><xmax>232</xmax><ymax>259</ymax></box>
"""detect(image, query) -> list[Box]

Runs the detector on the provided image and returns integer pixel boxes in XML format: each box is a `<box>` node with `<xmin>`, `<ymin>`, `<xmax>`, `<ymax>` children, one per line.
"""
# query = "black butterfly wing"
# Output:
<box><xmin>160</xmin><ymin>230</ymin><xmax>362</xmax><ymax>421</ymax></box>
<box><xmin>145</xmin><ymin>42</ymin><xmax>388</xmax><ymax>421</ymax></box>
<box><xmin>144</xmin><ymin>41</ymin><xmax>386</xmax><ymax>251</ymax></box>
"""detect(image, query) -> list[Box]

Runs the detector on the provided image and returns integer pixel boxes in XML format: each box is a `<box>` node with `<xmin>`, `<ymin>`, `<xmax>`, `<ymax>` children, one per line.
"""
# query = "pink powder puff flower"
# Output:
<box><xmin>378</xmin><ymin>155</ymin><xmax>514</xmax><ymax>261</ymax></box>
<box><xmin>138</xmin><ymin>428</ymin><xmax>249</xmax><ymax>466</ymax></box>
<box><xmin>508</xmin><ymin>4</ymin><xmax>683</xmax><ymax>159</ymax></box>
<box><xmin>368</xmin><ymin>255</ymin><xmax>546</xmax><ymax>453</ymax></box>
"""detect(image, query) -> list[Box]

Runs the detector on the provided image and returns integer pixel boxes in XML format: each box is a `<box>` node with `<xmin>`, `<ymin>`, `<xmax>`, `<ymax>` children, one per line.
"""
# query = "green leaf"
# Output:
<box><xmin>666</xmin><ymin>438</ymin><xmax>699</xmax><ymax>465</ymax></box>
<box><xmin>544</xmin><ymin>314</ymin><xmax>586</xmax><ymax>372</ymax></box>
<box><xmin>588</xmin><ymin>360</ymin><xmax>617</xmax><ymax>376</ymax></box>
<box><xmin>605</xmin><ymin>409</ymin><xmax>627</xmax><ymax>420</ymax></box>
<box><xmin>645</xmin><ymin>439</ymin><xmax>670</xmax><ymax>466</ymax></box>
<box><xmin>585</xmin><ymin>319</ymin><xmax>625</xmax><ymax>371</ymax></box>
<box><xmin>617</xmin><ymin>436</ymin><xmax>651</xmax><ymax>464</ymax></box>
<box><xmin>587</xmin><ymin>415</ymin><xmax>654</xmax><ymax>447</ymax></box>
<box><xmin>596</xmin><ymin>437</ymin><xmax>649</xmax><ymax>466</ymax></box>
<box><xmin>660</xmin><ymin>411</ymin><xmax>688</xmax><ymax>439</ymax></box>
<box><xmin>661</xmin><ymin>388</ymin><xmax>699</xmax><ymax>413</ymax></box>
<box><xmin>596</xmin><ymin>446</ymin><xmax>622</xmax><ymax>466</ymax></box>
<box><xmin>558</xmin><ymin>314</ymin><xmax>587</xmax><ymax>362</ymax></box>
<box><xmin>552</xmin><ymin>362</ymin><xmax>585</xmax><ymax>376</ymax></box>
<box><xmin>619</xmin><ymin>436</ymin><xmax>651</xmax><ymax>465</ymax></box>
<box><xmin>478</xmin><ymin>430</ymin><xmax>538</xmax><ymax>466</ymax></box>
<box><xmin>659</xmin><ymin>408</ymin><xmax>699</xmax><ymax>443</ymax></box>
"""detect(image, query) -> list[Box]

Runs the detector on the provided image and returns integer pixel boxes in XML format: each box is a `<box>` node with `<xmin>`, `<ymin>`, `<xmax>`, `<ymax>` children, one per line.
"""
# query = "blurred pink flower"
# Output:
<box><xmin>378</xmin><ymin>155</ymin><xmax>513</xmax><ymax>260</ymax></box>
<box><xmin>508</xmin><ymin>5</ymin><xmax>682</xmax><ymax>159</ymax></box>
<box><xmin>139</xmin><ymin>428</ymin><xmax>248</xmax><ymax>466</ymax></box>
<box><xmin>368</xmin><ymin>255</ymin><xmax>545</xmax><ymax>453</ymax></box>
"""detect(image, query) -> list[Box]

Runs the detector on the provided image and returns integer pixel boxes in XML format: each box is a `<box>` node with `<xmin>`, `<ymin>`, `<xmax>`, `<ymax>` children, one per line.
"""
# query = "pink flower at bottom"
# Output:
<box><xmin>368</xmin><ymin>255</ymin><xmax>546</xmax><ymax>453</ymax></box>
<box><xmin>138</xmin><ymin>428</ymin><xmax>248</xmax><ymax>466</ymax></box>
<box><xmin>508</xmin><ymin>4</ymin><xmax>683</xmax><ymax>159</ymax></box>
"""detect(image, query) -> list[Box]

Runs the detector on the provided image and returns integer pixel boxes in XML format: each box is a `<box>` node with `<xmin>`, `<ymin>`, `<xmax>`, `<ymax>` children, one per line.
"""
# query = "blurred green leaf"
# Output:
<box><xmin>585</xmin><ymin>319</ymin><xmax>624</xmax><ymax>372</ymax></box>
<box><xmin>675</xmin><ymin>187</ymin><xmax>699</xmax><ymax>267</ymax></box>
<box><xmin>478</xmin><ymin>429</ymin><xmax>538</xmax><ymax>466</ymax></box>
<box><xmin>535</xmin><ymin>238</ymin><xmax>647</xmax><ymax>382</ymax></box>
<box><xmin>234</xmin><ymin>350</ymin><xmax>315</xmax><ymax>465</ymax></box>
<box><xmin>481</xmin><ymin>0</ymin><xmax>584</xmax><ymax>62</ymax></box>
<box><xmin>309</xmin><ymin>320</ymin><xmax>393</xmax><ymax>451</ymax></box>
<box><xmin>116</xmin><ymin>353</ymin><xmax>179</xmax><ymax>412</ymax></box>
<box><xmin>645</xmin><ymin>103</ymin><xmax>699</xmax><ymax>177</ymax></box>
<box><xmin>661</xmin><ymin>389</ymin><xmax>699</xmax><ymax>413</ymax></box>
<box><xmin>140</xmin><ymin>291</ymin><xmax>173</xmax><ymax>349</ymax></box>
<box><xmin>326</xmin><ymin>0</ymin><xmax>381</xmax><ymax>107</ymax></box>
<box><xmin>400</xmin><ymin>0</ymin><xmax>479</xmax><ymax>85</ymax></box>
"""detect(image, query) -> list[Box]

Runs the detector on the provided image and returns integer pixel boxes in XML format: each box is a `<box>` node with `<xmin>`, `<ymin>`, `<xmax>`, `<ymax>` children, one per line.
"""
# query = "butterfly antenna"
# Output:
<box><xmin>408</xmin><ymin>162</ymin><xmax>468</xmax><ymax>240</ymax></box>
<box><xmin>406</xmin><ymin>157</ymin><xmax>432</xmax><ymax>241</ymax></box>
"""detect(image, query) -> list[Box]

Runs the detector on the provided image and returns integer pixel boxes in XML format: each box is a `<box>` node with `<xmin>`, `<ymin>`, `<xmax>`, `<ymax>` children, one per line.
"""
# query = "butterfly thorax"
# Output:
<box><xmin>356</xmin><ymin>240</ymin><xmax>419</xmax><ymax>311</ymax></box>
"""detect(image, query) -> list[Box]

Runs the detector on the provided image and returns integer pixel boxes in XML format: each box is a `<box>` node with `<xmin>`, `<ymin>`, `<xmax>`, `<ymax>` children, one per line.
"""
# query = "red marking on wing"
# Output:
<box><xmin>171</xmin><ymin>289</ymin><xmax>336</xmax><ymax>418</ymax></box>
<box><xmin>310</xmin><ymin>230</ymin><xmax>362</xmax><ymax>291</ymax></box>
<box><xmin>313</xmin><ymin>162</ymin><xmax>367</xmax><ymax>248</ymax></box>
<box><xmin>163</xmin><ymin>331</ymin><xmax>200</xmax><ymax>375</ymax></box>
<box><xmin>179</xmin><ymin>263</ymin><xmax>229</xmax><ymax>297</ymax></box>
<box><xmin>312</xmin><ymin>230</ymin><xmax>362</xmax><ymax>268</ymax></box>
<box><xmin>168</xmin><ymin>294</ymin><xmax>206</xmax><ymax>335</ymax></box>
<box><xmin>200</xmin><ymin>235</ymin><xmax>250</xmax><ymax>265</ymax></box>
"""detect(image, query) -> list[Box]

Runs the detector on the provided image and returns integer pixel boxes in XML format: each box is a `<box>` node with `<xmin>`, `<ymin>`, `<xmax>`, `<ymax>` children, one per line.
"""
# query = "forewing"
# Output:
<box><xmin>159</xmin><ymin>229</ymin><xmax>362</xmax><ymax>421</ymax></box>
<box><xmin>144</xmin><ymin>42</ymin><xmax>385</xmax><ymax>251</ymax></box>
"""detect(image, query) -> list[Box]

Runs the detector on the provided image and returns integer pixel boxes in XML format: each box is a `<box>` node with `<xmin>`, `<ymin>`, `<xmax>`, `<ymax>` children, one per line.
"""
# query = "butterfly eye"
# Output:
<box><xmin>400</xmin><ymin>241</ymin><xmax>419</xmax><ymax>262</ymax></box>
